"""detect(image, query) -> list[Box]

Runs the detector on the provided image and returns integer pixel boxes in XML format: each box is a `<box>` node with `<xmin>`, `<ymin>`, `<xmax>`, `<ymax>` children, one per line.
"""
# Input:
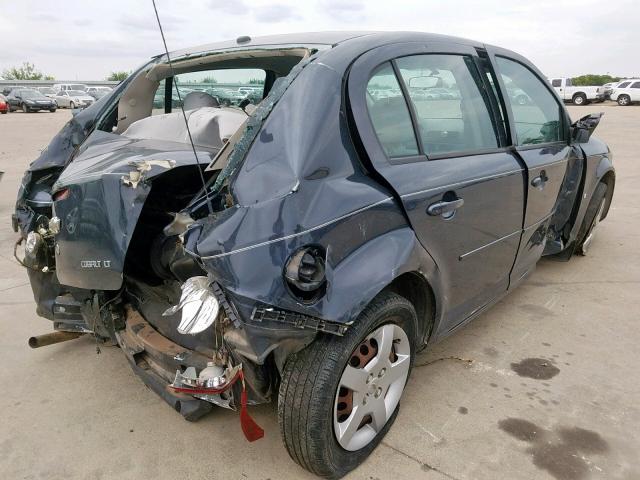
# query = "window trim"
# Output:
<box><xmin>384</xmin><ymin>52</ymin><xmax>506</xmax><ymax>162</ymax></box>
<box><xmin>347</xmin><ymin>41</ymin><xmax>517</xmax><ymax>169</ymax></box>
<box><xmin>390</xmin><ymin>59</ymin><xmax>426</xmax><ymax>155</ymax></box>
<box><xmin>364</xmin><ymin>61</ymin><xmax>421</xmax><ymax>159</ymax></box>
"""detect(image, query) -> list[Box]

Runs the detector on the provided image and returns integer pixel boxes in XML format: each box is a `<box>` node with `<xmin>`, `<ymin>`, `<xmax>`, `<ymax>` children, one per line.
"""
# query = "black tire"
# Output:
<box><xmin>572</xmin><ymin>93</ymin><xmax>587</xmax><ymax>105</ymax></box>
<box><xmin>69</xmin><ymin>101</ymin><xmax>75</xmax><ymax>109</ymax></box>
<box><xmin>49</xmin><ymin>108</ymin><xmax>56</xmax><ymax>113</ymax></box>
<box><xmin>1</xmin><ymin>110</ymin><xmax>7</xmax><ymax>114</ymax></box>
<box><xmin>576</xmin><ymin>182</ymin><xmax>608</xmax><ymax>256</ymax></box>
<box><xmin>617</xmin><ymin>94</ymin><xmax>631</xmax><ymax>106</ymax></box>
<box><xmin>278</xmin><ymin>291</ymin><xmax>418</xmax><ymax>479</ymax></box>
<box><xmin>22</xmin><ymin>103</ymin><xmax>29</xmax><ymax>113</ymax></box>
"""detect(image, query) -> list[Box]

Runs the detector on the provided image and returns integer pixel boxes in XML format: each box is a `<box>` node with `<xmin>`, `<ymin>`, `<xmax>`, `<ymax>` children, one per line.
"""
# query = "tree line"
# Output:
<box><xmin>2</xmin><ymin>62</ymin><xmax>131</xmax><ymax>82</ymax></box>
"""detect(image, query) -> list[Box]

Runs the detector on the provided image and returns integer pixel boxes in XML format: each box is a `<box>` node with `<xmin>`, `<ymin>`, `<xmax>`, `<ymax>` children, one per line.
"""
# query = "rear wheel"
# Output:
<box><xmin>572</xmin><ymin>93</ymin><xmax>587</xmax><ymax>105</ymax></box>
<box><xmin>617</xmin><ymin>94</ymin><xmax>630</xmax><ymax>106</ymax></box>
<box><xmin>278</xmin><ymin>291</ymin><xmax>417</xmax><ymax>478</ymax></box>
<box><xmin>577</xmin><ymin>182</ymin><xmax>608</xmax><ymax>255</ymax></box>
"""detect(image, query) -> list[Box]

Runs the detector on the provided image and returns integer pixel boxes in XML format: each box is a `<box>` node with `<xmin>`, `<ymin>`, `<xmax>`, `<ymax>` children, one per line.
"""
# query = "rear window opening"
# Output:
<box><xmin>107</xmin><ymin>47</ymin><xmax>311</xmax><ymax>137</ymax></box>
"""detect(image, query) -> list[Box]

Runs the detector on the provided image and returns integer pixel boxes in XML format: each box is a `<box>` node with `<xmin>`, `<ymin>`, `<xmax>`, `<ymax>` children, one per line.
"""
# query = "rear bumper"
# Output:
<box><xmin>115</xmin><ymin>306</ymin><xmax>214</xmax><ymax>421</ymax></box>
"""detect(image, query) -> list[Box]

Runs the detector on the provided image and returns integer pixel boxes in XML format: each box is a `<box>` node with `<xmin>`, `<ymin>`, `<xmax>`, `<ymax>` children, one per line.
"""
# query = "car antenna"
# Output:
<box><xmin>151</xmin><ymin>0</ymin><xmax>213</xmax><ymax>215</ymax></box>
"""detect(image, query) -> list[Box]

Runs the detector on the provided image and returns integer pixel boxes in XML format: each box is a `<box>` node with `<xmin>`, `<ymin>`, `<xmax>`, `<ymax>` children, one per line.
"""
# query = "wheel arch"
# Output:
<box><xmin>316</xmin><ymin>226</ymin><xmax>443</xmax><ymax>346</ymax></box>
<box><xmin>381</xmin><ymin>271</ymin><xmax>436</xmax><ymax>347</ymax></box>
<box><xmin>598</xmin><ymin>168</ymin><xmax>615</xmax><ymax>221</ymax></box>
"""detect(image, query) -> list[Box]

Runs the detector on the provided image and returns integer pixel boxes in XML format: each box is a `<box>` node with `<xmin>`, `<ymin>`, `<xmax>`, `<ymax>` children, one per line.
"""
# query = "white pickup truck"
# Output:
<box><xmin>550</xmin><ymin>78</ymin><xmax>605</xmax><ymax>105</ymax></box>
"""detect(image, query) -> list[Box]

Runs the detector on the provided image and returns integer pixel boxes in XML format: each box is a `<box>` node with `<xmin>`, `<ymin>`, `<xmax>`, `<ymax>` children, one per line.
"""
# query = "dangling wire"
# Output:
<box><xmin>151</xmin><ymin>0</ymin><xmax>213</xmax><ymax>215</ymax></box>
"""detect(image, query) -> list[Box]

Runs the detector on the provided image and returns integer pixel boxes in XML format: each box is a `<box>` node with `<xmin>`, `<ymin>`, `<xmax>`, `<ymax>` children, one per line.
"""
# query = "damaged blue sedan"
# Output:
<box><xmin>13</xmin><ymin>32</ymin><xmax>614</xmax><ymax>478</ymax></box>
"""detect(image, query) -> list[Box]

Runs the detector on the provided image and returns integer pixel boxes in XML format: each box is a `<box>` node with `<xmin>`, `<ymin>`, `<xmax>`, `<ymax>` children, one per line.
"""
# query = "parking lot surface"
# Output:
<box><xmin>0</xmin><ymin>105</ymin><xmax>638</xmax><ymax>480</ymax></box>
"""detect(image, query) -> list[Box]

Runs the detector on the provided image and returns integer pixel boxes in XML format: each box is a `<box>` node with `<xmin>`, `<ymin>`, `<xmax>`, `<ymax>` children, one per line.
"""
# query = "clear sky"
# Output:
<box><xmin>0</xmin><ymin>0</ymin><xmax>637</xmax><ymax>81</ymax></box>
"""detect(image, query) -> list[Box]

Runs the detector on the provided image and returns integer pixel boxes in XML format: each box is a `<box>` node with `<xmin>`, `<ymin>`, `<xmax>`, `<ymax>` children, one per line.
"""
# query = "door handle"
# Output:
<box><xmin>531</xmin><ymin>170</ymin><xmax>548</xmax><ymax>189</ymax></box>
<box><xmin>427</xmin><ymin>197</ymin><xmax>464</xmax><ymax>217</ymax></box>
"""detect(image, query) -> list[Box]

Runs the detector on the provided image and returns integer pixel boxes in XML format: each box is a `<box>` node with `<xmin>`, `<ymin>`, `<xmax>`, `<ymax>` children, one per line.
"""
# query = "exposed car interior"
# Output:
<box><xmin>102</xmin><ymin>48</ymin><xmax>311</xmax><ymax>146</ymax></box>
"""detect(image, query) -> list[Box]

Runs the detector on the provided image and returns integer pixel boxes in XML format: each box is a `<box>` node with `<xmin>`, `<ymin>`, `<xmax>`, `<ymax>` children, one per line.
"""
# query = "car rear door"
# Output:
<box><xmin>348</xmin><ymin>43</ymin><xmax>526</xmax><ymax>332</ymax></box>
<box><xmin>630</xmin><ymin>81</ymin><xmax>640</xmax><ymax>101</ymax></box>
<box><xmin>487</xmin><ymin>50</ymin><xmax>573</xmax><ymax>283</ymax></box>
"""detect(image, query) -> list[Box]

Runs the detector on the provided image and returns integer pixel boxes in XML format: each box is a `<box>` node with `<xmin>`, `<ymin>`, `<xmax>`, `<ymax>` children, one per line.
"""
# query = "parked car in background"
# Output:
<box><xmin>550</xmin><ymin>77</ymin><xmax>605</xmax><ymax>105</ymax></box>
<box><xmin>1</xmin><ymin>85</ymin><xmax>23</xmax><ymax>96</ymax></box>
<box><xmin>13</xmin><ymin>32</ymin><xmax>615</xmax><ymax>479</ymax></box>
<box><xmin>52</xmin><ymin>83</ymin><xmax>88</xmax><ymax>92</ymax></box>
<box><xmin>6</xmin><ymin>89</ymin><xmax>57</xmax><ymax>112</ymax></box>
<box><xmin>37</xmin><ymin>87</ymin><xmax>58</xmax><ymax>98</ymax></box>
<box><xmin>86</xmin><ymin>86</ymin><xmax>113</xmax><ymax>100</ymax></box>
<box><xmin>53</xmin><ymin>89</ymin><xmax>94</xmax><ymax>109</ymax></box>
<box><xmin>610</xmin><ymin>79</ymin><xmax>640</xmax><ymax>106</ymax></box>
<box><xmin>0</xmin><ymin>94</ymin><xmax>9</xmax><ymax>114</ymax></box>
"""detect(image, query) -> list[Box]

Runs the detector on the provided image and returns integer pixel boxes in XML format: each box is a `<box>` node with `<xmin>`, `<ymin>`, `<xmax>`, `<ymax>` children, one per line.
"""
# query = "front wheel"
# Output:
<box><xmin>278</xmin><ymin>291</ymin><xmax>417</xmax><ymax>478</ymax></box>
<box><xmin>617</xmin><ymin>94</ymin><xmax>631</xmax><ymax>106</ymax></box>
<box><xmin>69</xmin><ymin>101</ymin><xmax>75</xmax><ymax>109</ymax></box>
<box><xmin>49</xmin><ymin>108</ymin><xmax>56</xmax><ymax>113</ymax></box>
<box><xmin>22</xmin><ymin>103</ymin><xmax>29</xmax><ymax>113</ymax></box>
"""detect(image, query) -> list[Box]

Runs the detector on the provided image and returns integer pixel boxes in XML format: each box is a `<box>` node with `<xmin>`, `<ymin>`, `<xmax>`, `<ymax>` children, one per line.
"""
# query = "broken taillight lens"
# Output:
<box><xmin>52</xmin><ymin>188</ymin><xmax>70</xmax><ymax>201</ymax></box>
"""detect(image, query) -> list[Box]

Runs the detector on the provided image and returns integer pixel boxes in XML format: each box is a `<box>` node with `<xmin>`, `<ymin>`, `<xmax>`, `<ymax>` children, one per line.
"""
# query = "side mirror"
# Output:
<box><xmin>571</xmin><ymin>112</ymin><xmax>603</xmax><ymax>143</ymax></box>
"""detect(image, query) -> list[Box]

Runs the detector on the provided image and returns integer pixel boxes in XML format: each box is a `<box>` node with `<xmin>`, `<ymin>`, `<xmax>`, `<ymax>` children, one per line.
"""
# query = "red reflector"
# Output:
<box><xmin>53</xmin><ymin>188</ymin><xmax>70</xmax><ymax>201</ymax></box>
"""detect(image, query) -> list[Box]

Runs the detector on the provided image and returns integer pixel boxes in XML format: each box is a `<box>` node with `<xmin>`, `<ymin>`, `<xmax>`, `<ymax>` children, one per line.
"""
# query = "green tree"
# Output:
<box><xmin>571</xmin><ymin>74</ymin><xmax>621</xmax><ymax>86</ymax></box>
<box><xmin>2</xmin><ymin>62</ymin><xmax>46</xmax><ymax>80</ymax></box>
<box><xmin>248</xmin><ymin>77</ymin><xmax>264</xmax><ymax>84</ymax></box>
<box><xmin>201</xmin><ymin>76</ymin><xmax>218</xmax><ymax>84</ymax></box>
<box><xmin>107</xmin><ymin>71</ymin><xmax>131</xmax><ymax>81</ymax></box>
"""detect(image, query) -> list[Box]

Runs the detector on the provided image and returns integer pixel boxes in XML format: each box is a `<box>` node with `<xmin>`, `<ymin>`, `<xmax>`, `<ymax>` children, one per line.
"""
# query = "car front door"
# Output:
<box><xmin>349</xmin><ymin>43</ymin><xmax>526</xmax><ymax>332</ymax></box>
<box><xmin>58</xmin><ymin>92</ymin><xmax>69</xmax><ymax>107</ymax></box>
<box><xmin>488</xmin><ymin>51</ymin><xmax>572</xmax><ymax>283</ymax></box>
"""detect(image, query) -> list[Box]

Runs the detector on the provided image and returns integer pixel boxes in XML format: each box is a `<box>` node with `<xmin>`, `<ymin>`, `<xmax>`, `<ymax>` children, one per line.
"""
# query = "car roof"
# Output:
<box><xmin>167</xmin><ymin>31</ymin><xmax>485</xmax><ymax>59</ymax></box>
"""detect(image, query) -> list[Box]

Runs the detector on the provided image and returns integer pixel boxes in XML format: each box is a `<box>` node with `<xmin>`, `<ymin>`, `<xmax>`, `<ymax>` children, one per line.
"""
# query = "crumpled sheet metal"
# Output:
<box><xmin>162</xmin><ymin>276</ymin><xmax>219</xmax><ymax>334</ymax></box>
<box><xmin>121</xmin><ymin>159</ymin><xmax>176</xmax><ymax>188</ymax></box>
<box><xmin>208</xmin><ymin>54</ymin><xmax>317</xmax><ymax>196</ymax></box>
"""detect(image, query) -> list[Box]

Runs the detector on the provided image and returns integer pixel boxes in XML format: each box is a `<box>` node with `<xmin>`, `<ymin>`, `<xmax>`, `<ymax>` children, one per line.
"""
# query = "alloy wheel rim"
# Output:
<box><xmin>333</xmin><ymin>322</ymin><xmax>410</xmax><ymax>451</ymax></box>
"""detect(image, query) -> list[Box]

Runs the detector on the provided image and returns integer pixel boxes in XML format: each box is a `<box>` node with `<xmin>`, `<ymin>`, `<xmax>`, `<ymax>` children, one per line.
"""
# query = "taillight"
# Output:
<box><xmin>53</xmin><ymin>188</ymin><xmax>70</xmax><ymax>201</ymax></box>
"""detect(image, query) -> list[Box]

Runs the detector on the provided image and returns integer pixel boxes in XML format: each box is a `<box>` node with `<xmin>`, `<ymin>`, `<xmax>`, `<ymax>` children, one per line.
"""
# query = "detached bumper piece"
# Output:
<box><xmin>116</xmin><ymin>306</ymin><xmax>214</xmax><ymax>421</ymax></box>
<box><xmin>250</xmin><ymin>304</ymin><xmax>348</xmax><ymax>336</ymax></box>
<box><xmin>116</xmin><ymin>306</ymin><xmax>264</xmax><ymax>440</ymax></box>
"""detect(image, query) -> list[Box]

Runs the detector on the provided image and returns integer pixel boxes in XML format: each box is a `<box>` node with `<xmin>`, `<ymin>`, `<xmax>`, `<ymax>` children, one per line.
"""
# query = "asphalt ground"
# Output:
<box><xmin>0</xmin><ymin>103</ymin><xmax>638</xmax><ymax>480</ymax></box>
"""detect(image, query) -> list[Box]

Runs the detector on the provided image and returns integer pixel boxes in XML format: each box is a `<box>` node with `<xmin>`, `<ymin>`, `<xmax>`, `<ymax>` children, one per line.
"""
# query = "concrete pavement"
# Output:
<box><xmin>0</xmin><ymin>105</ymin><xmax>638</xmax><ymax>480</ymax></box>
